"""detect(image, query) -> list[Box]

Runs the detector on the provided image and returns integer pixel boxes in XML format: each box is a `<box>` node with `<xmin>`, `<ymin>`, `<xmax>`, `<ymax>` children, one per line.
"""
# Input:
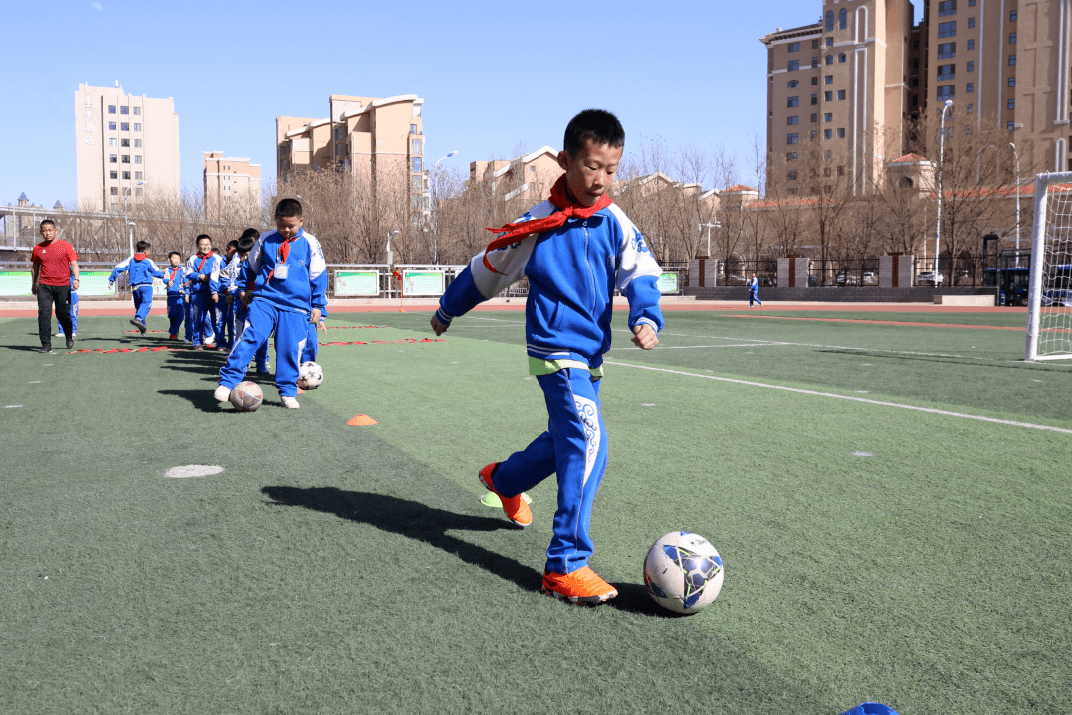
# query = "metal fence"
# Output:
<box><xmin>717</xmin><ymin>254</ymin><xmax>1014</xmax><ymax>288</ymax></box>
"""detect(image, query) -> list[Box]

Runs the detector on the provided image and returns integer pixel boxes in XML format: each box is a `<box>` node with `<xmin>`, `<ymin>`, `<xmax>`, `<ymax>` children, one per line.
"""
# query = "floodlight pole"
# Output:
<box><xmin>935</xmin><ymin>100</ymin><xmax>953</xmax><ymax>284</ymax></box>
<box><xmin>1009</xmin><ymin>142</ymin><xmax>1021</xmax><ymax>268</ymax></box>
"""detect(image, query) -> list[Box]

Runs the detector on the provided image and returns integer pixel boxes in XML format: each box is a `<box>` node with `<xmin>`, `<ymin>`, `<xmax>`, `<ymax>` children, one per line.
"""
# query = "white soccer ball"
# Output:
<box><xmin>297</xmin><ymin>361</ymin><xmax>323</xmax><ymax>389</ymax></box>
<box><xmin>643</xmin><ymin>531</ymin><xmax>724</xmax><ymax>615</ymax></box>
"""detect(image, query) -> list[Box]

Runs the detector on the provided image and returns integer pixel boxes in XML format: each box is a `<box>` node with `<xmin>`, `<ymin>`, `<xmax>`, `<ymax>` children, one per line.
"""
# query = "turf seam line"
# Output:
<box><xmin>606</xmin><ymin>360</ymin><xmax>1072</xmax><ymax>435</ymax></box>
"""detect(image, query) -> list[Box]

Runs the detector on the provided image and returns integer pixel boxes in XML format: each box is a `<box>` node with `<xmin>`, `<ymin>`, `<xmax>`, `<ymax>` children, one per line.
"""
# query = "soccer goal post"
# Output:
<box><xmin>1026</xmin><ymin>171</ymin><xmax>1072</xmax><ymax>361</ymax></box>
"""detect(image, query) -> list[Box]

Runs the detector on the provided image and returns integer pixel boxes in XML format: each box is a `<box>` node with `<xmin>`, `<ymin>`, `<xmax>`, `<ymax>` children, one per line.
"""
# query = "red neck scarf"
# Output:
<box><xmin>482</xmin><ymin>174</ymin><xmax>612</xmax><ymax>274</ymax></box>
<box><xmin>134</xmin><ymin>253</ymin><xmax>146</xmax><ymax>261</ymax></box>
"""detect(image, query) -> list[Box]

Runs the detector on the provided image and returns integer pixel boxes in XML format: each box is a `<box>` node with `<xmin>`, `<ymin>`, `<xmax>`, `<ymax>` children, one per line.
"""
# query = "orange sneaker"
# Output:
<box><xmin>541</xmin><ymin>567</ymin><xmax>618</xmax><ymax>604</ymax></box>
<box><xmin>478</xmin><ymin>462</ymin><xmax>532</xmax><ymax>527</ymax></box>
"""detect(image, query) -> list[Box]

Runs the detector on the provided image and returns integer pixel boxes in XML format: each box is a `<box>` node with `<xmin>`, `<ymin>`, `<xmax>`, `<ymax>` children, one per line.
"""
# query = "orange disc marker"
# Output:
<box><xmin>347</xmin><ymin>414</ymin><xmax>378</xmax><ymax>426</ymax></box>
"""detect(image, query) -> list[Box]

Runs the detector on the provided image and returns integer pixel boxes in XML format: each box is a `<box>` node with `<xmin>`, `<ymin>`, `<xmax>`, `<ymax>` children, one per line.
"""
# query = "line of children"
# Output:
<box><xmin>214</xmin><ymin>200</ymin><xmax>327</xmax><ymax>409</ymax></box>
<box><xmin>109</xmin><ymin>240</ymin><xmax>165</xmax><ymax>334</ymax></box>
<box><xmin>431</xmin><ymin>109</ymin><xmax>664</xmax><ymax>604</ymax></box>
<box><xmin>184</xmin><ymin>234</ymin><xmax>222</xmax><ymax>349</ymax></box>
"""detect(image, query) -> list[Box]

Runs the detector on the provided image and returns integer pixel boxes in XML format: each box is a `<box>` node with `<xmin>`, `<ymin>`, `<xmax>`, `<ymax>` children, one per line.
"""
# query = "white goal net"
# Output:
<box><xmin>1026</xmin><ymin>172</ymin><xmax>1072</xmax><ymax>361</ymax></box>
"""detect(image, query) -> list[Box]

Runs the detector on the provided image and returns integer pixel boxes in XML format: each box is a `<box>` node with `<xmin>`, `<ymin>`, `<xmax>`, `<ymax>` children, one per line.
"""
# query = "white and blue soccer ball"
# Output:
<box><xmin>644</xmin><ymin>531</ymin><xmax>724</xmax><ymax>615</ymax></box>
<box><xmin>297</xmin><ymin>361</ymin><xmax>323</xmax><ymax>390</ymax></box>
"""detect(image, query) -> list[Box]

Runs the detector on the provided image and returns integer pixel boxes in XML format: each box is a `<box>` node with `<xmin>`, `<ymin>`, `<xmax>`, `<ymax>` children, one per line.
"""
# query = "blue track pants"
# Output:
<box><xmin>493</xmin><ymin>368</ymin><xmax>607</xmax><ymax>575</ymax></box>
<box><xmin>59</xmin><ymin>291</ymin><xmax>78</xmax><ymax>336</ymax></box>
<box><xmin>167</xmin><ymin>295</ymin><xmax>185</xmax><ymax>336</ymax></box>
<box><xmin>219</xmin><ymin>300</ymin><xmax>307</xmax><ymax>397</ymax></box>
<box><xmin>189</xmin><ymin>292</ymin><xmax>216</xmax><ymax>346</ymax></box>
<box><xmin>132</xmin><ymin>285</ymin><xmax>154</xmax><ymax>324</ymax></box>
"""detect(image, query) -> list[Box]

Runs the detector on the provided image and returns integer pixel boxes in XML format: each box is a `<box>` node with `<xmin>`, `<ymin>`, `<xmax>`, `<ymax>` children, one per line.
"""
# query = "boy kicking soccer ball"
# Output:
<box><xmin>431</xmin><ymin>109</ymin><xmax>663</xmax><ymax>603</ymax></box>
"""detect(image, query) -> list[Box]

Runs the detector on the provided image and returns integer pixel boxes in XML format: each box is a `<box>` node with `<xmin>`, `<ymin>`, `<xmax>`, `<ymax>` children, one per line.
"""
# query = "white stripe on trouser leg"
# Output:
<box><xmin>574</xmin><ymin>394</ymin><xmax>600</xmax><ymax>488</ymax></box>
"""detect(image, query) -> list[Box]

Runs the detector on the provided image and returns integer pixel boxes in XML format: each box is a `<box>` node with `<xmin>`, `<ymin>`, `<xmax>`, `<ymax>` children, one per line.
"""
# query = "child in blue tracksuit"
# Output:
<box><xmin>431</xmin><ymin>110</ymin><xmax>663</xmax><ymax>604</ymax></box>
<box><xmin>748</xmin><ymin>273</ymin><xmax>762</xmax><ymax>307</ymax></box>
<box><xmin>163</xmin><ymin>251</ymin><xmax>187</xmax><ymax>340</ymax></box>
<box><xmin>57</xmin><ymin>270</ymin><xmax>78</xmax><ymax>339</ymax></box>
<box><xmin>229</xmin><ymin>231</ymin><xmax>271</xmax><ymax>374</ymax></box>
<box><xmin>185</xmin><ymin>234</ymin><xmax>222</xmax><ymax>348</ymax></box>
<box><xmin>216</xmin><ymin>240</ymin><xmax>240</xmax><ymax>349</ymax></box>
<box><xmin>301</xmin><ymin>307</ymin><xmax>327</xmax><ymax>364</ymax></box>
<box><xmin>109</xmin><ymin>240</ymin><xmax>165</xmax><ymax>334</ymax></box>
<box><xmin>215</xmin><ymin>202</ymin><xmax>327</xmax><ymax>409</ymax></box>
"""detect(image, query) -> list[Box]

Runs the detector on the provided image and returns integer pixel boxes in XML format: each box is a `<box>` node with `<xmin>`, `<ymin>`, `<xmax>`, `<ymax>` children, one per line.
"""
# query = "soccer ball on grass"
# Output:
<box><xmin>298</xmin><ymin>361</ymin><xmax>323</xmax><ymax>390</ymax></box>
<box><xmin>643</xmin><ymin>531</ymin><xmax>724</xmax><ymax>615</ymax></box>
<box><xmin>230</xmin><ymin>381</ymin><xmax>263</xmax><ymax>412</ymax></box>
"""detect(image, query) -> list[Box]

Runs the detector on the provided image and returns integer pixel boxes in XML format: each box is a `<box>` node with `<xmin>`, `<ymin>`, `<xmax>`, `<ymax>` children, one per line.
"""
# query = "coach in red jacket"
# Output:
<box><xmin>31</xmin><ymin>219</ymin><xmax>80</xmax><ymax>354</ymax></box>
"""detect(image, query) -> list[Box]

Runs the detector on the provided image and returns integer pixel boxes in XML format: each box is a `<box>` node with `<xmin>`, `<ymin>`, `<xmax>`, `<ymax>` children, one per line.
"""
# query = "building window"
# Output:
<box><xmin>826</xmin><ymin>54</ymin><xmax>833</xmax><ymax>65</ymax></box>
<box><xmin>1009</xmin><ymin>32</ymin><xmax>1016</xmax><ymax>43</ymax></box>
<box><xmin>912</xmin><ymin>95</ymin><xmax>919</xmax><ymax>107</ymax></box>
<box><xmin>133</xmin><ymin>107</ymin><xmax>141</xmax><ymax>115</ymax></box>
<box><xmin>135</xmin><ymin>188</ymin><xmax>143</xmax><ymax>197</ymax></box>
<box><xmin>938</xmin><ymin>42</ymin><xmax>956</xmax><ymax>59</ymax></box>
<box><xmin>787</xmin><ymin>152</ymin><xmax>798</xmax><ymax>160</ymax></box>
<box><xmin>110</xmin><ymin>187</ymin><xmax>118</xmax><ymax>195</ymax></box>
<box><xmin>826</xmin><ymin>37</ymin><xmax>833</xmax><ymax>46</ymax></box>
<box><xmin>121</xmin><ymin>138</ymin><xmax>129</xmax><ymax>147</ymax></box>
<box><xmin>838</xmin><ymin>52</ymin><xmax>847</xmax><ymax>63</ymax></box>
<box><xmin>812</xmin><ymin>39</ymin><xmax>820</xmax><ymax>49</ymax></box>
<box><xmin>1008</xmin><ymin>99</ymin><xmax>1016</xmax><ymax>110</ymax></box>
<box><xmin>968</xmin><ymin>17</ymin><xmax>975</xmax><ymax>28</ymax></box>
<box><xmin>967</xmin><ymin>61</ymin><xmax>974</xmax><ymax>72</ymax></box>
<box><xmin>788</xmin><ymin>60</ymin><xmax>799</xmax><ymax>71</ymax></box>
<box><xmin>967</xmin><ymin>82</ymin><xmax>974</xmax><ymax>92</ymax></box>
<box><xmin>788</xmin><ymin>79</ymin><xmax>799</xmax><ymax>88</ymax></box>
<box><xmin>938</xmin><ymin>21</ymin><xmax>956</xmax><ymax>38</ymax></box>
<box><xmin>966</xmin><ymin>103</ymin><xmax>974</xmax><ymax>113</ymax></box>
<box><xmin>811</xmin><ymin>113</ymin><xmax>818</xmax><ymax>122</ymax></box>
<box><xmin>825</xmin><ymin>112</ymin><xmax>833</xmax><ymax>122</ymax></box>
<box><xmin>135</xmin><ymin>172</ymin><xmax>143</xmax><ymax>180</ymax></box>
<box><xmin>1008</xmin><ymin>76</ymin><xmax>1016</xmax><ymax>87</ymax></box>
<box><xmin>938</xmin><ymin>64</ymin><xmax>955</xmax><ymax>81</ymax></box>
<box><xmin>838</xmin><ymin>89</ymin><xmax>846</xmax><ymax>100</ymax></box>
<box><xmin>938</xmin><ymin>0</ymin><xmax>956</xmax><ymax>16</ymax></box>
<box><xmin>108</xmin><ymin>105</ymin><xmax>116</xmax><ymax>114</ymax></box>
<box><xmin>1009</xmin><ymin>55</ymin><xmax>1016</xmax><ymax>65</ymax></box>
<box><xmin>109</xmin><ymin>154</ymin><xmax>117</xmax><ymax>163</ymax></box>
<box><xmin>108</xmin><ymin>138</ymin><xmax>116</xmax><ymax>147</ymax></box>
<box><xmin>837</xmin><ymin>128</ymin><xmax>846</xmax><ymax>138</ymax></box>
<box><xmin>135</xmin><ymin>155</ymin><xmax>142</xmax><ymax>164</ymax></box>
<box><xmin>812</xmin><ymin>57</ymin><xmax>820</xmax><ymax>68</ymax></box>
<box><xmin>787</xmin><ymin>171</ymin><xmax>798</xmax><ymax>181</ymax></box>
<box><xmin>788</xmin><ymin>42</ymin><xmax>800</xmax><ymax>52</ymax></box>
<box><xmin>826</xmin><ymin>10</ymin><xmax>834</xmax><ymax>31</ymax></box>
<box><xmin>811</xmin><ymin>94</ymin><xmax>818</xmax><ymax>105</ymax></box>
<box><xmin>108</xmin><ymin>121</ymin><xmax>116</xmax><ymax>130</ymax></box>
<box><xmin>787</xmin><ymin>133</ymin><xmax>799</xmax><ymax>144</ymax></box>
<box><xmin>1008</xmin><ymin>121</ymin><xmax>1016</xmax><ymax>130</ymax></box>
<box><xmin>938</xmin><ymin>85</ymin><xmax>955</xmax><ymax>99</ymax></box>
<box><xmin>810</xmin><ymin>131</ymin><xmax>819</xmax><ymax>140</ymax></box>
<box><xmin>134</xmin><ymin>139</ymin><xmax>142</xmax><ymax>148</ymax></box>
<box><xmin>121</xmin><ymin>122</ymin><xmax>129</xmax><ymax>131</ymax></box>
<box><xmin>825</xmin><ymin>75</ymin><xmax>833</xmax><ymax>85</ymax></box>
<box><xmin>824</xmin><ymin>129</ymin><xmax>833</xmax><ymax>139</ymax></box>
<box><xmin>839</xmin><ymin>8</ymin><xmax>847</xmax><ymax>29</ymax></box>
<box><xmin>967</xmin><ymin>39</ymin><xmax>975</xmax><ymax>49</ymax></box>
<box><xmin>133</xmin><ymin>123</ymin><xmax>141</xmax><ymax>132</ymax></box>
<box><xmin>787</xmin><ymin>115</ymin><xmax>799</xmax><ymax>125</ymax></box>
<box><xmin>122</xmin><ymin>155</ymin><xmax>130</xmax><ymax>163</ymax></box>
<box><xmin>968</xmin><ymin>0</ymin><xmax>974</xmax><ymax>5</ymax></box>
<box><xmin>122</xmin><ymin>171</ymin><xmax>130</xmax><ymax>180</ymax></box>
<box><xmin>412</xmin><ymin>157</ymin><xmax>423</xmax><ymax>172</ymax></box>
<box><xmin>788</xmin><ymin>96</ymin><xmax>799</xmax><ymax>107</ymax></box>
<box><xmin>411</xmin><ymin>138</ymin><xmax>422</xmax><ymax>153</ymax></box>
<box><xmin>825</xmin><ymin>91</ymin><xmax>833</xmax><ymax>101</ymax></box>
<box><xmin>120</xmin><ymin>106</ymin><xmax>128</xmax><ymax>115</ymax></box>
<box><xmin>410</xmin><ymin>124</ymin><xmax>417</xmax><ymax>135</ymax></box>
<box><xmin>109</xmin><ymin>170</ymin><xmax>117</xmax><ymax>179</ymax></box>
<box><xmin>1010</xmin><ymin>9</ymin><xmax>1017</xmax><ymax>21</ymax></box>
<box><xmin>811</xmin><ymin>76</ymin><xmax>819</xmax><ymax>85</ymax></box>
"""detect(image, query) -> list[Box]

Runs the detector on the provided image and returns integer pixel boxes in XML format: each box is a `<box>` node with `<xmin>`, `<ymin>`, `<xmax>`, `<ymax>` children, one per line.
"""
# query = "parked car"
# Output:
<box><xmin>761</xmin><ymin>276</ymin><xmax>777</xmax><ymax>287</ymax></box>
<box><xmin>917</xmin><ymin>271</ymin><xmax>945</xmax><ymax>286</ymax></box>
<box><xmin>954</xmin><ymin>270</ymin><xmax>971</xmax><ymax>285</ymax></box>
<box><xmin>836</xmin><ymin>272</ymin><xmax>860</xmax><ymax>286</ymax></box>
<box><xmin>862</xmin><ymin>272</ymin><xmax>877</xmax><ymax>285</ymax></box>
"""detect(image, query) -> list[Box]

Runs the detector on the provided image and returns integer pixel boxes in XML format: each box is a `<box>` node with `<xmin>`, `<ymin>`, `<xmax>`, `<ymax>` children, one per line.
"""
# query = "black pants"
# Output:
<box><xmin>37</xmin><ymin>283</ymin><xmax>73</xmax><ymax>348</ymax></box>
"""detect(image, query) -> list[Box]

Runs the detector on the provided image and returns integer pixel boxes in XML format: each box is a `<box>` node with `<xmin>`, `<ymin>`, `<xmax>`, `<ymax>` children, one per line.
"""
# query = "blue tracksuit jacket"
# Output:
<box><xmin>238</xmin><ymin>228</ymin><xmax>328</xmax><ymax>315</ymax></box>
<box><xmin>185</xmin><ymin>252</ymin><xmax>222</xmax><ymax>295</ymax></box>
<box><xmin>109</xmin><ymin>254</ymin><xmax>165</xmax><ymax>287</ymax></box>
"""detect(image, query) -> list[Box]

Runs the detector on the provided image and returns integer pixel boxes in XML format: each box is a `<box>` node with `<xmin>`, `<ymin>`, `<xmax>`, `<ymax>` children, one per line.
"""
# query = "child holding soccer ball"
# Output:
<box><xmin>431</xmin><ymin>109</ymin><xmax>663</xmax><ymax>604</ymax></box>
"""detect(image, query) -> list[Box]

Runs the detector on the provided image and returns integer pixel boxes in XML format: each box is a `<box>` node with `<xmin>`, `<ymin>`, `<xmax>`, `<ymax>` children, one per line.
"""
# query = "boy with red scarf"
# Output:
<box><xmin>431</xmin><ymin>109</ymin><xmax>663</xmax><ymax>604</ymax></box>
<box><xmin>184</xmin><ymin>234</ymin><xmax>222</xmax><ymax>349</ymax></box>
<box><xmin>109</xmin><ymin>240</ymin><xmax>165</xmax><ymax>334</ymax></box>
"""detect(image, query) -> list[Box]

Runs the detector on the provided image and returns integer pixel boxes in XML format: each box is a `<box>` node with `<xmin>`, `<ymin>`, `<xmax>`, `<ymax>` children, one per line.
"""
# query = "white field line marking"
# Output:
<box><xmin>610</xmin><ymin>343</ymin><xmax>787</xmax><ymax>350</ymax></box>
<box><xmin>606</xmin><ymin>361</ymin><xmax>1072</xmax><ymax>435</ymax></box>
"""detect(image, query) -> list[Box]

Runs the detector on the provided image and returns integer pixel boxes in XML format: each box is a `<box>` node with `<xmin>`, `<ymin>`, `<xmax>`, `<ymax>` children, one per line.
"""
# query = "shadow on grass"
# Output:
<box><xmin>159</xmin><ymin>387</ymin><xmax>231</xmax><ymax>412</ymax></box>
<box><xmin>262</xmin><ymin>486</ymin><xmax>541</xmax><ymax>594</ymax></box>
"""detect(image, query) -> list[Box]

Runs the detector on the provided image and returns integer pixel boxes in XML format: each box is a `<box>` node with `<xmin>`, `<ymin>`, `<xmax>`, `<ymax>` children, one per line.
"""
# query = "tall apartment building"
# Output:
<box><xmin>761</xmin><ymin>0</ymin><xmax>1072</xmax><ymax>197</ymax></box>
<box><xmin>75</xmin><ymin>83</ymin><xmax>180</xmax><ymax>212</ymax></box>
<box><xmin>203</xmin><ymin>152</ymin><xmax>261</xmax><ymax>220</ymax></box>
<box><xmin>276</xmin><ymin>94</ymin><xmax>427</xmax><ymax>217</ymax></box>
<box><xmin>469</xmin><ymin>146</ymin><xmax>562</xmax><ymax>203</ymax></box>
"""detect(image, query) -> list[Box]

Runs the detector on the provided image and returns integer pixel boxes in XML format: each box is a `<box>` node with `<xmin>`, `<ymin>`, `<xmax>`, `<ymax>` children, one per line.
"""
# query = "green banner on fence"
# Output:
<box><xmin>335</xmin><ymin>270</ymin><xmax>380</xmax><ymax>297</ymax></box>
<box><xmin>0</xmin><ymin>271</ymin><xmax>117</xmax><ymax>297</ymax></box>
<box><xmin>657</xmin><ymin>272</ymin><xmax>679</xmax><ymax>294</ymax></box>
<box><xmin>403</xmin><ymin>270</ymin><xmax>444</xmax><ymax>297</ymax></box>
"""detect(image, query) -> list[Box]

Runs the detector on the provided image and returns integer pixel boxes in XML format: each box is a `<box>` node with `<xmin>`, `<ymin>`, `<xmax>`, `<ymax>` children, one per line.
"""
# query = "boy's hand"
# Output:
<box><xmin>240</xmin><ymin>292</ymin><xmax>252</xmax><ymax>307</ymax></box>
<box><xmin>430</xmin><ymin>315</ymin><xmax>450</xmax><ymax>336</ymax></box>
<box><xmin>318</xmin><ymin>319</ymin><xmax>327</xmax><ymax>334</ymax></box>
<box><xmin>183</xmin><ymin>295</ymin><xmax>189</xmax><ymax>303</ymax></box>
<box><xmin>631</xmin><ymin>323</ymin><xmax>659</xmax><ymax>350</ymax></box>
<box><xmin>310</xmin><ymin>308</ymin><xmax>322</xmax><ymax>325</ymax></box>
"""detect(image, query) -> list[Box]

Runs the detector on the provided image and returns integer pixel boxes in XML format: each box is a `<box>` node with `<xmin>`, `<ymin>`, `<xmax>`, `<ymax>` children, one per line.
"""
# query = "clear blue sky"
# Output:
<box><xmin>3</xmin><ymin>1</ymin><xmax>925</xmax><ymax>209</ymax></box>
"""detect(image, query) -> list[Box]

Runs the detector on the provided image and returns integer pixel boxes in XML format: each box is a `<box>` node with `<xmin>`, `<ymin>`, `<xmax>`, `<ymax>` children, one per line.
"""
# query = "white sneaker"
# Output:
<box><xmin>213</xmin><ymin>385</ymin><xmax>232</xmax><ymax>402</ymax></box>
<box><xmin>56</xmin><ymin>331</ymin><xmax>65</xmax><ymax>337</ymax></box>
<box><xmin>281</xmin><ymin>396</ymin><xmax>300</xmax><ymax>409</ymax></box>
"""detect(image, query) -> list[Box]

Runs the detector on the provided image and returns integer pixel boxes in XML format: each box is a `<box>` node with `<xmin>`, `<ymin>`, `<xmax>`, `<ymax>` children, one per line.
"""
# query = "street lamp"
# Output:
<box><xmin>1009</xmin><ymin>142</ymin><xmax>1021</xmax><ymax>268</ymax></box>
<box><xmin>935</xmin><ymin>99</ymin><xmax>953</xmax><ymax>285</ymax></box>
<box><xmin>386</xmin><ymin>229</ymin><xmax>400</xmax><ymax>267</ymax></box>
<box><xmin>432</xmin><ymin>150</ymin><xmax>459</xmax><ymax>264</ymax></box>
<box><xmin>698</xmin><ymin>221</ymin><xmax>720</xmax><ymax>258</ymax></box>
<box><xmin>123</xmin><ymin>180</ymin><xmax>147</xmax><ymax>256</ymax></box>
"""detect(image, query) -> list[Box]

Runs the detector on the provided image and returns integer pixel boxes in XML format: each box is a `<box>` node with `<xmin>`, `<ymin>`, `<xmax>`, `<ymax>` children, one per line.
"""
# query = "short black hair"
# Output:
<box><xmin>274</xmin><ymin>198</ymin><xmax>303</xmax><ymax>219</ymax></box>
<box><xmin>196</xmin><ymin>234</ymin><xmax>212</xmax><ymax>245</ymax></box>
<box><xmin>168</xmin><ymin>251</ymin><xmax>181</xmax><ymax>259</ymax></box>
<box><xmin>226</xmin><ymin>240</ymin><xmax>239</xmax><ymax>250</ymax></box>
<box><xmin>40</xmin><ymin>219</ymin><xmax>56</xmax><ymax>229</ymax></box>
<box><xmin>135</xmin><ymin>240</ymin><xmax>150</xmax><ymax>252</ymax></box>
<box><xmin>237</xmin><ymin>236</ymin><xmax>257</xmax><ymax>253</ymax></box>
<box><xmin>563</xmin><ymin>109</ymin><xmax>625</xmax><ymax>156</ymax></box>
<box><xmin>239</xmin><ymin>228</ymin><xmax>260</xmax><ymax>242</ymax></box>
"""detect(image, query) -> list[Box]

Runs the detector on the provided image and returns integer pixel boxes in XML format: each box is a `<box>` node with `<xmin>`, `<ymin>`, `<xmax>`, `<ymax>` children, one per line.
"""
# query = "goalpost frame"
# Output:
<box><xmin>1026</xmin><ymin>171</ymin><xmax>1072</xmax><ymax>361</ymax></box>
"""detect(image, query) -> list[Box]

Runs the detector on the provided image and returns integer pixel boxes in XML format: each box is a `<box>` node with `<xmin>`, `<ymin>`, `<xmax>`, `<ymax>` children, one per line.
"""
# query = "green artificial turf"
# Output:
<box><xmin>1</xmin><ymin>309</ymin><xmax>1070</xmax><ymax>714</ymax></box>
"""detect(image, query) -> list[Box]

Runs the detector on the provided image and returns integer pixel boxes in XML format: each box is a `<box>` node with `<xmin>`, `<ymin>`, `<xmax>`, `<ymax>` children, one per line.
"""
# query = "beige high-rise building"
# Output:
<box><xmin>761</xmin><ymin>0</ymin><xmax>1072</xmax><ymax>197</ymax></box>
<box><xmin>203</xmin><ymin>152</ymin><xmax>261</xmax><ymax>220</ymax></box>
<box><xmin>75</xmin><ymin>83</ymin><xmax>180</xmax><ymax>212</ymax></box>
<box><xmin>276</xmin><ymin>94</ymin><xmax>426</xmax><ymax>216</ymax></box>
